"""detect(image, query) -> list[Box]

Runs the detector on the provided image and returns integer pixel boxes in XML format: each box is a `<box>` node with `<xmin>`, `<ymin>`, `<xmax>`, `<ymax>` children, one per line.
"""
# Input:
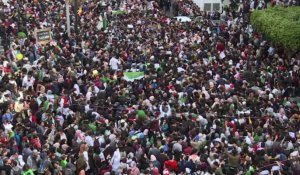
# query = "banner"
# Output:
<box><xmin>34</xmin><ymin>28</ymin><xmax>52</xmax><ymax>45</ymax></box>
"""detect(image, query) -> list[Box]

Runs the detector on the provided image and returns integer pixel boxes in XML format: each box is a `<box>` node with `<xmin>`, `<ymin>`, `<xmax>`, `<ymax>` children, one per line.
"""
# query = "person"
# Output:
<box><xmin>110</xmin><ymin>148</ymin><xmax>121</xmax><ymax>173</ymax></box>
<box><xmin>129</xmin><ymin>161</ymin><xmax>140</xmax><ymax>175</ymax></box>
<box><xmin>0</xmin><ymin>0</ymin><xmax>299</xmax><ymax>174</ymax></box>
<box><xmin>225</xmin><ymin>148</ymin><xmax>240</xmax><ymax>174</ymax></box>
<box><xmin>26</xmin><ymin>150</ymin><xmax>40</xmax><ymax>174</ymax></box>
<box><xmin>76</xmin><ymin>154</ymin><xmax>86</xmax><ymax>174</ymax></box>
<box><xmin>21</xmin><ymin>164</ymin><xmax>34</xmax><ymax>175</ymax></box>
<box><xmin>109</xmin><ymin>55</ymin><xmax>121</xmax><ymax>71</ymax></box>
<box><xmin>10</xmin><ymin>160</ymin><xmax>22</xmax><ymax>175</ymax></box>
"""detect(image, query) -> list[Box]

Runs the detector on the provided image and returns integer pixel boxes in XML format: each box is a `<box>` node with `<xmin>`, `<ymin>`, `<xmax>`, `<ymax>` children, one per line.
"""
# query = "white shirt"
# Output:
<box><xmin>86</xmin><ymin>91</ymin><xmax>92</xmax><ymax>101</ymax></box>
<box><xmin>98</xmin><ymin>136</ymin><xmax>105</xmax><ymax>146</ymax></box>
<box><xmin>85</xmin><ymin>135</ymin><xmax>94</xmax><ymax>147</ymax></box>
<box><xmin>60</xmin><ymin>133</ymin><xmax>67</xmax><ymax>141</ymax></box>
<box><xmin>22</xmin><ymin>75</ymin><xmax>35</xmax><ymax>89</ymax></box>
<box><xmin>0</xmin><ymin>70</ymin><xmax>5</xmax><ymax>82</ymax></box>
<box><xmin>4</xmin><ymin>123</ymin><xmax>13</xmax><ymax>134</ymax></box>
<box><xmin>109</xmin><ymin>57</ymin><xmax>120</xmax><ymax>70</ymax></box>
<box><xmin>83</xmin><ymin>151</ymin><xmax>90</xmax><ymax>170</ymax></box>
<box><xmin>260</xmin><ymin>170</ymin><xmax>269</xmax><ymax>175</ymax></box>
<box><xmin>85</xmin><ymin>104</ymin><xmax>90</xmax><ymax>113</ymax></box>
<box><xmin>46</xmin><ymin>94</ymin><xmax>55</xmax><ymax>102</ymax></box>
<box><xmin>55</xmin><ymin>115</ymin><xmax>64</xmax><ymax>126</ymax></box>
<box><xmin>73</xmin><ymin>84</ymin><xmax>81</xmax><ymax>95</ymax></box>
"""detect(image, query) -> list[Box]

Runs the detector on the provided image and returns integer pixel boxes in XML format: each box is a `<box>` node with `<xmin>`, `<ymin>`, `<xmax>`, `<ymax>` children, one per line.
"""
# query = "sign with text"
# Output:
<box><xmin>34</xmin><ymin>28</ymin><xmax>52</xmax><ymax>45</ymax></box>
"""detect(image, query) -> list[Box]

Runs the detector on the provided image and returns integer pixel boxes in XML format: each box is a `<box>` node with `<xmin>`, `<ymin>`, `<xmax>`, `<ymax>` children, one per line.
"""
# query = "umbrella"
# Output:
<box><xmin>112</xmin><ymin>10</ymin><xmax>127</xmax><ymax>15</ymax></box>
<box><xmin>174</xmin><ymin>16</ymin><xmax>192</xmax><ymax>22</ymax></box>
<box><xmin>17</xmin><ymin>32</ymin><xmax>27</xmax><ymax>38</ymax></box>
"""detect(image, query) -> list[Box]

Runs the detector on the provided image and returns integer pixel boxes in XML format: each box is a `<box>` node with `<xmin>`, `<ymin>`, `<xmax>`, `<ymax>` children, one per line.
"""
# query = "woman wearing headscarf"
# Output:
<box><xmin>110</xmin><ymin>148</ymin><xmax>121</xmax><ymax>174</ymax></box>
<box><xmin>76</xmin><ymin>153</ymin><xmax>87</xmax><ymax>175</ymax></box>
<box><xmin>129</xmin><ymin>161</ymin><xmax>140</xmax><ymax>175</ymax></box>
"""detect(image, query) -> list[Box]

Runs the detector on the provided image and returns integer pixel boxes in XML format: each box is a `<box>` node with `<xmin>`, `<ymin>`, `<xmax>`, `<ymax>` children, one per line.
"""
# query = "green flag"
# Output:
<box><xmin>123</xmin><ymin>72</ymin><xmax>144</xmax><ymax>82</ymax></box>
<box><xmin>112</xmin><ymin>10</ymin><xmax>127</xmax><ymax>15</ymax></box>
<box><xmin>17</xmin><ymin>32</ymin><xmax>27</xmax><ymax>38</ymax></box>
<box><xmin>103</xmin><ymin>16</ymin><xmax>108</xmax><ymax>30</ymax></box>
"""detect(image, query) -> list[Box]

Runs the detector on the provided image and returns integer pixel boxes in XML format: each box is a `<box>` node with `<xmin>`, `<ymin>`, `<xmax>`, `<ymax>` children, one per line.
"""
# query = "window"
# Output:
<box><xmin>213</xmin><ymin>3</ymin><xmax>220</xmax><ymax>11</ymax></box>
<box><xmin>204</xmin><ymin>3</ymin><xmax>211</xmax><ymax>11</ymax></box>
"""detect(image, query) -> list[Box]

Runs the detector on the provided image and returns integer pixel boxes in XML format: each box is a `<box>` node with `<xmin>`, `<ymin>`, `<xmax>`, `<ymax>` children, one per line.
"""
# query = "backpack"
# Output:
<box><xmin>38</xmin><ymin>160</ymin><xmax>45</xmax><ymax>174</ymax></box>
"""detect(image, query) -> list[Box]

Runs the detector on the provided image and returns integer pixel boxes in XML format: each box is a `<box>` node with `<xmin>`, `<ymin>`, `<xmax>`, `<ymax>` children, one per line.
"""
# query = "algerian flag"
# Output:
<box><xmin>123</xmin><ymin>72</ymin><xmax>144</xmax><ymax>82</ymax></box>
<box><xmin>112</xmin><ymin>10</ymin><xmax>126</xmax><ymax>15</ymax></box>
<box><xmin>103</xmin><ymin>16</ymin><xmax>108</xmax><ymax>30</ymax></box>
<box><xmin>97</xmin><ymin>15</ymin><xmax>103</xmax><ymax>30</ymax></box>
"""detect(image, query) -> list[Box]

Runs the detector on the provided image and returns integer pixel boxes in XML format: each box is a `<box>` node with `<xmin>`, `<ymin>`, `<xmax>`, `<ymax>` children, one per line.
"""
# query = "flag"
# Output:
<box><xmin>123</xmin><ymin>72</ymin><xmax>144</xmax><ymax>82</ymax></box>
<box><xmin>17</xmin><ymin>32</ymin><xmax>27</xmax><ymax>38</ymax></box>
<box><xmin>97</xmin><ymin>16</ymin><xmax>103</xmax><ymax>30</ymax></box>
<box><xmin>112</xmin><ymin>10</ymin><xmax>126</xmax><ymax>15</ymax></box>
<box><xmin>103</xmin><ymin>16</ymin><xmax>108</xmax><ymax>30</ymax></box>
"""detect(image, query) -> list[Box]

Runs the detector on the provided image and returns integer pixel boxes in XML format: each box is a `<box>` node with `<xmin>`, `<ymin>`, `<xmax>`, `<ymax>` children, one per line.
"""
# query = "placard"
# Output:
<box><xmin>34</xmin><ymin>28</ymin><xmax>52</xmax><ymax>45</ymax></box>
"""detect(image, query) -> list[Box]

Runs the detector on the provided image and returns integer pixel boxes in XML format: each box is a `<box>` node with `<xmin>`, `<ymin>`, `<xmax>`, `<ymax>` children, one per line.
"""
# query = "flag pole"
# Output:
<box><xmin>74</xmin><ymin>0</ymin><xmax>79</xmax><ymax>34</ymax></box>
<box><xmin>66</xmin><ymin>0</ymin><xmax>71</xmax><ymax>36</ymax></box>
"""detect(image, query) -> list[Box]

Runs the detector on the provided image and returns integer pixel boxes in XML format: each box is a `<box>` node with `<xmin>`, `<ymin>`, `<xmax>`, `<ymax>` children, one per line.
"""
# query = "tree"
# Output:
<box><xmin>250</xmin><ymin>6</ymin><xmax>300</xmax><ymax>54</ymax></box>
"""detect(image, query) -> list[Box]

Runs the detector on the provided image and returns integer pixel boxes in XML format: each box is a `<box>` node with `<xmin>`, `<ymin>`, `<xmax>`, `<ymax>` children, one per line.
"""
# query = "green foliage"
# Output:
<box><xmin>250</xmin><ymin>6</ymin><xmax>300</xmax><ymax>52</ymax></box>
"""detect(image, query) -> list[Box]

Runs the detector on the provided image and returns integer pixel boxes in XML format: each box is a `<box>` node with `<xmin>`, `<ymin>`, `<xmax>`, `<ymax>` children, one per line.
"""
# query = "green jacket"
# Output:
<box><xmin>22</xmin><ymin>169</ymin><xmax>34</xmax><ymax>175</ymax></box>
<box><xmin>227</xmin><ymin>153</ymin><xmax>240</xmax><ymax>168</ymax></box>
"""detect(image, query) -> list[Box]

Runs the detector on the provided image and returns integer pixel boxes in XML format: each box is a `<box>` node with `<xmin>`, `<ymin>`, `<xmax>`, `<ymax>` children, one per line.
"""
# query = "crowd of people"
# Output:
<box><xmin>0</xmin><ymin>0</ymin><xmax>300</xmax><ymax>174</ymax></box>
<box><xmin>173</xmin><ymin>0</ymin><xmax>202</xmax><ymax>16</ymax></box>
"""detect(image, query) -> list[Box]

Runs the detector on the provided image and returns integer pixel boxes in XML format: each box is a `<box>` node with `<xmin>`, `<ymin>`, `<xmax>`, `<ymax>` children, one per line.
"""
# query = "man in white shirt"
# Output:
<box><xmin>109</xmin><ymin>56</ymin><xmax>121</xmax><ymax>70</ymax></box>
<box><xmin>22</xmin><ymin>74</ymin><xmax>35</xmax><ymax>89</ymax></box>
<box><xmin>85</xmin><ymin>131</ymin><xmax>94</xmax><ymax>147</ymax></box>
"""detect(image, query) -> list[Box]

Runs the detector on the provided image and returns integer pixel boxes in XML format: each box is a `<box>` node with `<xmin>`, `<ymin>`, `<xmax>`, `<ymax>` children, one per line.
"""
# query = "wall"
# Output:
<box><xmin>192</xmin><ymin>0</ymin><xmax>222</xmax><ymax>12</ymax></box>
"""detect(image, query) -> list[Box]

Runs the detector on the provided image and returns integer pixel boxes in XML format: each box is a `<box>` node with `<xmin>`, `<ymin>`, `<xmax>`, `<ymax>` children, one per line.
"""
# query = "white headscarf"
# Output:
<box><xmin>111</xmin><ymin>148</ymin><xmax>121</xmax><ymax>172</ymax></box>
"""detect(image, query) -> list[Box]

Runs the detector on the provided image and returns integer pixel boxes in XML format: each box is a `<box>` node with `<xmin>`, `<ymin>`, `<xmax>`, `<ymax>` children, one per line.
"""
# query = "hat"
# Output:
<box><xmin>33</xmin><ymin>149</ymin><xmax>39</xmax><ymax>154</ymax></box>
